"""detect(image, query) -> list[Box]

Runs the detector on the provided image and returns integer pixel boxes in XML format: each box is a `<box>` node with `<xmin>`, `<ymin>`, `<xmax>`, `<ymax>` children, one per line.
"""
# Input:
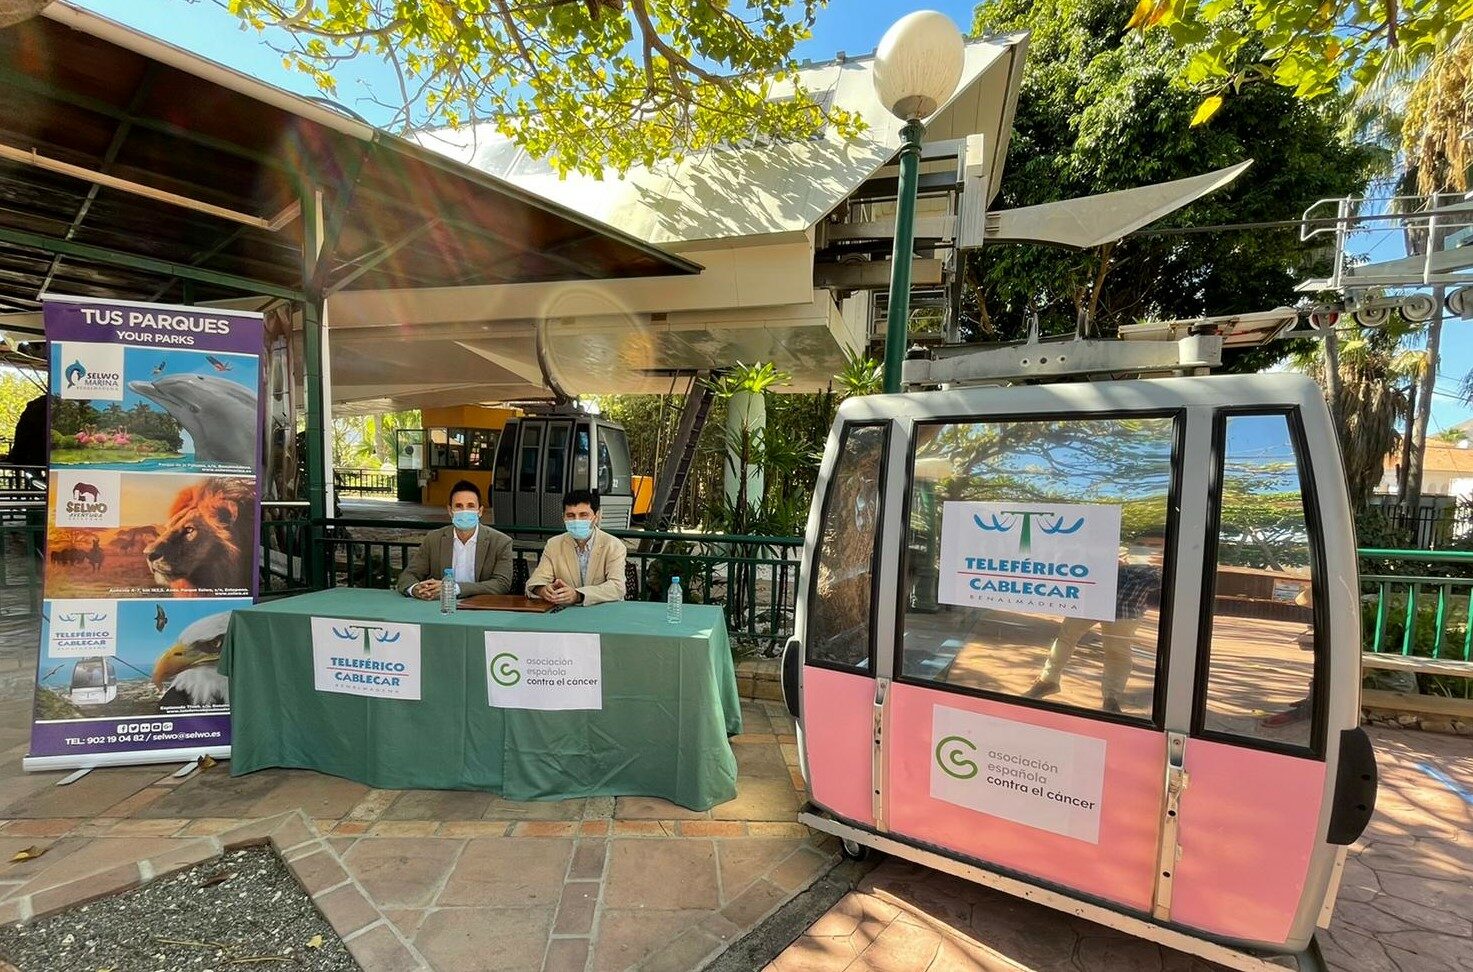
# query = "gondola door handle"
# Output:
<box><xmin>1152</xmin><ymin>731</ymin><xmax>1190</xmax><ymax>921</ymax></box>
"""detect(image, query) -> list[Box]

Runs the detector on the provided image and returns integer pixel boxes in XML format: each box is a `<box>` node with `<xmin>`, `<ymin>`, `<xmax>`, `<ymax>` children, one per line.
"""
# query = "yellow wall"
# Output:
<box><xmin>420</xmin><ymin>406</ymin><xmax>519</xmax><ymax>507</ymax></box>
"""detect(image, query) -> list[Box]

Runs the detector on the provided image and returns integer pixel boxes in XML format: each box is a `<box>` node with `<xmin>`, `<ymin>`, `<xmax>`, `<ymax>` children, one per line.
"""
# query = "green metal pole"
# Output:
<box><xmin>300</xmin><ymin>188</ymin><xmax>329</xmax><ymax>589</ymax></box>
<box><xmin>882</xmin><ymin>118</ymin><xmax>926</xmax><ymax>395</ymax></box>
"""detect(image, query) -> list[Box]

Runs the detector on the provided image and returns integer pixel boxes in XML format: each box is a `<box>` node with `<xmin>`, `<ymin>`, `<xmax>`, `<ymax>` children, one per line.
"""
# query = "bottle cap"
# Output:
<box><xmin>672</xmin><ymin>576</ymin><xmax>681</xmax><ymax>583</ymax></box>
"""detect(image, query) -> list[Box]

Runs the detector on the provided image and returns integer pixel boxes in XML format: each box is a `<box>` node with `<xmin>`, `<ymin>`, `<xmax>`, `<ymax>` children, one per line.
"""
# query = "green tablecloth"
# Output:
<box><xmin>220</xmin><ymin>589</ymin><xmax>742</xmax><ymax>810</ymax></box>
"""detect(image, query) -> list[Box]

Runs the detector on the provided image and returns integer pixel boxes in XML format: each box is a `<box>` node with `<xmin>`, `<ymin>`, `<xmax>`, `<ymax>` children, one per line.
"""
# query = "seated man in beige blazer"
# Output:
<box><xmin>395</xmin><ymin>480</ymin><xmax>514</xmax><ymax>600</ymax></box>
<box><xmin>527</xmin><ymin>489</ymin><xmax>626</xmax><ymax>606</ymax></box>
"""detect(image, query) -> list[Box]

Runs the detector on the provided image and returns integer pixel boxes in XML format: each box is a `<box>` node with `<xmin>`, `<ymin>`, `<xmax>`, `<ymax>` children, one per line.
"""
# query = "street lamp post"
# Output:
<box><xmin>872</xmin><ymin>11</ymin><xmax>965</xmax><ymax>393</ymax></box>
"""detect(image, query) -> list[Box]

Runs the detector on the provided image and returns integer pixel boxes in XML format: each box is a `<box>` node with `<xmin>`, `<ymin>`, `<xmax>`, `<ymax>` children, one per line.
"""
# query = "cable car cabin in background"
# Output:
<box><xmin>69</xmin><ymin>656</ymin><xmax>118</xmax><ymax>706</ymax></box>
<box><xmin>491</xmin><ymin>415</ymin><xmax>637</xmax><ymax>531</ymax></box>
<box><xmin>783</xmin><ymin>374</ymin><xmax>1377</xmax><ymax>971</ymax></box>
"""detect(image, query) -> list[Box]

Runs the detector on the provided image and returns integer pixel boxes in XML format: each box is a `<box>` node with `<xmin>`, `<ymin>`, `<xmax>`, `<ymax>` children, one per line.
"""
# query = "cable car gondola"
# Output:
<box><xmin>69</xmin><ymin>656</ymin><xmax>118</xmax><ymax>706</ymax></box>
<box><xmin>783</xmin><ymin>371</ymin><xmax>1376</xmax><ymax>972</ymax></box>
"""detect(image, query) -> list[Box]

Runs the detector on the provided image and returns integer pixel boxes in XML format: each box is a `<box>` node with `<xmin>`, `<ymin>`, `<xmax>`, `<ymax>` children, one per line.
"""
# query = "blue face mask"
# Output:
<box><xmin>451</xmin><ymin>510</ymin><xmax>481</xmax><ymax>531</ymax></box>
<box><xmin>565</xmin><ymin>519</ymin><xmax>593</xmax><ymax>541</ymax></box>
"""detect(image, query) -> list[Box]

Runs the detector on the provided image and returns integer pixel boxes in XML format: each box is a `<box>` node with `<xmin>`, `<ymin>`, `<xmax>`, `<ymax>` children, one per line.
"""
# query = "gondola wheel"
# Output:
<box><xmin>840</xmin><ymin>838</ymin><xmax>870</xmax><ymax>861</ymax></box>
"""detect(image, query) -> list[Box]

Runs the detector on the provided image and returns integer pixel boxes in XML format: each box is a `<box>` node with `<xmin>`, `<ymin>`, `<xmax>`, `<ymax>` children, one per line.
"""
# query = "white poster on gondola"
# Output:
<box><xmin>936</xmin><ymin>501</ymin><xmax>1122</xmax><ymax>621</ymax></box>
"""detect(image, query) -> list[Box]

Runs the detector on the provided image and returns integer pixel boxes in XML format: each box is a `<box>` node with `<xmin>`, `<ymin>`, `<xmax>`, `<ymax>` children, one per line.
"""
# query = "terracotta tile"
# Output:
<box><xmin>790</xmin><ymin>769</ymin><xmax>809</xmax><ymax>793</ymax></box>
<box><xmin>345</xmin><ymin>922</ymin><xmax>422</xmax><ymax>972</ymax></box>
<box><xmin>712</xmin><ymin>778</ymin><xmax>802</xmax><ymax>821</ymax></box>
<box><xmin>287</xmin><ymin>849</ymin><xmax>350</xmax><ymax>896</ymax></box>
<box><xmin>734</xmin><ymin>742</ymin><xmax>792</xmax><ymax>779</ymax></box>
<box><xmin>642</xmin><ymin>929</ymin><xmax>722</xmax><ymax>972</ymax></box>
<box><xmin>68</xmin><ymin>819</ymin><xmax>118</xmax><ymax>837</ymax></box>
<box><xmin>437</xmin><ymin>821</ymin><xmax>512</xmax><ymax>838</ymax></box>
<box><xmin>611</xmin><ymin>820</ymin><xmax>673</xmax><ymax>837</ymax></box>
<box><xmin>678</xmin><ymin>820</ymin><xmax>746</xmax><ymax>838</ymax></box>
<box><xmin>770</xmin><ymin>847</ymin><xmax>832</xmax><ymax>892</ymax></box>
<box><xmin>720</xmin><ymin>878</ymin><xmax>789</xmax><ymax>928</ymax></box>
<box><xmin>738</xmin><ymin>704</ymin><xmax>774</xmax><ymax>734</ymax></box>
<box><xmin>543</xmin><ymin>937</ymin><xmax>590</xmax><ymax>972</ymax></box>
<box><xmin>717</xmin><ymin>838</ymin><xmax>806</xmax><ymax>899</ymax></box>
<box><xmin>369</xmin><ymin>820</ymin><xmax>440</xmax><ymax>837</ymax></box>
<box><xmin>775</xmin><ymin>733</ymin><xmax>798</xmax><ymax>746</ymax></box>
<box><xmin>0</xmin><ymin>837</ymin><xmax>85</xmax><ymax>881</ymax></box>
<box><xmin>28</xmin><ymin>861</ymin><xmax>141</xmax><ymax>919</ymax></box>
<box><xmin>286</xmin><ymin>839</ymin><xmax>328</xmax><ymax>862</ymax></box>
<box><xmin>414</xmin><ymin>906</ymin><xmax>554</xmax><ymax>972</ymax></box>
<box><xmin>604</xmin><ymin>839</ymin><xmax>718</xmax><ymax>910</ymax></box>
<box><xmin>568</xmin><ymin>840</ymin><xmax>607</xmax><ymax>880</ymax></box>
<box><xmin>0</xmin><ymin>819</ymin><xmax>79</xmax><ymax>837</ymax></box>
<box><xmin>333</xmin><ymin>820</ymin><xmax>371</xmax><ymax>835</ymax></box>
<box><xmin>576</xmin><ymin>820</ymin><xmax>610</xmax><ymax>837</ymax></box>
<box><xmin>748</xmin><ymin>822</ymin><xmax>812</xmax><ymax>839</ymax></box>
<box><xmin>216</xmin><ymin>813</ymin><xmax>313</xmax><ymax>851</ymax></box>
<box><xmin>100</xmin><ymin>786</ymin><xmax>169</xmax><ymax>818</ymax></box>
<box><xmin>613</xmin><ymin>795</ymin><xmax>707</xmax><ymax>820</ymax></box>
<box><xmin>481</xmin><ymin>795</ymin><xmax>586</xmax><ymax>820</ymax></box>
<box><xmin>807</xmin><ymin>894</ymin><xmax>868</xmax><ymax>938</ymax></box>
<box><xmin>144</xmin><ymin>839</ymin><xmax>221</xmax><ymax>879</ymax></box>
<box><xmin>346</xmin><ymin>788</ymin><xmax>400</xmax><ymax>821</ymax></box>
<box><xmin>854</xmin><ymin>917</ymin><xmax>944</xmax><ymax>972</ymax></box>
<box><xmin>699</xmin><ymin>910</ymin><xmax>742</xmax><ymax>944</ymax></box>
<box><xmin>382</xmin><ymin>907</ymin><xmax>428</xmax><ymax>940</ymax></box>
<box><xmin>382</xmin><ymin>788</ymin><xmax>496</xmax><ymax>821</ymax></box>
<box><xmin>728</xmin><ymin>732</ymin><xmax>778</xmax><ymax>745</ymax></box>
<box><xmin>104</xmin><ymin>818</ymin><xmax>187</xmax><ymax>836</ymax></box>
<box><xmin>514</xmin><ymin>821</ymin><xmax>577</xmax><ymax>838</ymax></box>
<box><xmin>315</xmin><ymin>883</ymin><xmax>382</xmax><ymax>937</ymax></box>
<box><xmin>0</xmin><ymin>895</ymin><xmax>27</xmax><ymax>927</ymax></box>
<box><xmin>134</xmin><ymin>769</ymin><xmax>287</xmax><ymax>819</ymax></box>
<box><xmin>592</xmin><ymin>909</ymin><xmax>712</xmax><ymax>972</ymax></box>
<box><xmin>769</xmin><ymin>934</ymin><xmax>860</xmax><ymax>972</ymax></box>
<box><xmin>178</xmin><ymin>817</ymin><xmax>248</xmax><ymax>836</ymax></box>
<box><xmin>343</xmin><ymin>837</ymin><xmax>463</xmax><ymax>908</ymax></box>
<box><xmin>327</xmin><ymin>837</ymin><xmax>358</xmax><ymax>857</ymax></box>
<box><xmin>553</xmin><ymin>880</ymin><xmax>600</xmax><ymax>935</ymax></box>
<box><xmin>14</xmin><ymin>836</ymin><xmax>175</xmax><ymax>897</ymax></box>
<box><xmin>247</xmin><ymin>770</ymin><xmax>370</xmax><ymax>819</ymax></box>
<box><xmin>0</xmin><ymin>767</ymin><xmax>160</xmax><ymax>819</ymax></box>
<box><xmin>439</xmin><ymin>837</ymin><xmax>572</xmax><ymax>908</ymax></box>
<box><xmin>780</xmin><ymin>744</ymin><xmax>801</xmax><ymax>767</ymax></box>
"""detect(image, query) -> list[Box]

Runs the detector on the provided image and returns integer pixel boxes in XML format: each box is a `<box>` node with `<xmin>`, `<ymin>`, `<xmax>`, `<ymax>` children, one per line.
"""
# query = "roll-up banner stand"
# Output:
<box><xmin>24</xmin><ymin>296</ymin><xmax>264</xmax><ymax>772</ymax></box>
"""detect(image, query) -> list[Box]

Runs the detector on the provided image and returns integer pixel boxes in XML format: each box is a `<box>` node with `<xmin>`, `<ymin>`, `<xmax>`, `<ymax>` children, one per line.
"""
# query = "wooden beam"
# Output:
<box><xmin>1361</xmin><ymin>688</ymin><xmax>1473</xmax><ymax>720</ymax></box>
<box><xmin>1362</xmin><ymin>653</ymin><xmax>1473</xmax><ymax>678</ymax></box>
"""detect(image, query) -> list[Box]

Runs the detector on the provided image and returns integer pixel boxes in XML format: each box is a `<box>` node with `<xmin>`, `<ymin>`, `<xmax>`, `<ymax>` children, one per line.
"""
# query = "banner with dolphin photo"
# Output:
<box><xmin>27</xmin><ymin>296</ymin><xmax>265</xmax><ymax>769</ymax></box>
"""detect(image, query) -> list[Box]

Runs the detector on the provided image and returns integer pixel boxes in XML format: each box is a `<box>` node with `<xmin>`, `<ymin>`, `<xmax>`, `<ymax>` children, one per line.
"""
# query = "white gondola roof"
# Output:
<box><xmin>416</xmin><ymin>35</ymin><xmax>1029</xmax><ymax>247</ymax></box>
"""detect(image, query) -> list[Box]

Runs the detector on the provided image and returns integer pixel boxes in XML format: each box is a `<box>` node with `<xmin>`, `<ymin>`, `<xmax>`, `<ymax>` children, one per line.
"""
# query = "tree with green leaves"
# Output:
<box><xmin>1127</xmin><ymin>0</ymin><xmax>1467</xmax><ymax>121</ymax></box>
<box><xmin>965</xmin><ymin>0</ymin><xmax>1378</xmax><ymax>346</ymax></box>
<box><xmin>227</xmin><ymin>0</ymin><xmax>860</xmax><ymax>177</ymax></box>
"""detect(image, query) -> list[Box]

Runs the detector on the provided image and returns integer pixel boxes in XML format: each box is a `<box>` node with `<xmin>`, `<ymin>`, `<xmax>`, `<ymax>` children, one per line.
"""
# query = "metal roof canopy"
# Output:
<box><xmin>0</xmin><ymin>3</ymin><xmax>698</xmax><ymax>317</ymax></box>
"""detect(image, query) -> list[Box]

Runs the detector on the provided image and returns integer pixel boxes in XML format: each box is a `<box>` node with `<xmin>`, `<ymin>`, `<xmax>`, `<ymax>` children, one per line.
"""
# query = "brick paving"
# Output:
<box><xmin>769</xmin><ymin>725</ymin><xmax>1473</xmax><ymax>972</ymax></box>
<box><xmin>0</xmin><ymin>695</ymin><xmax>835</xmax><ymax>972</ymax></box>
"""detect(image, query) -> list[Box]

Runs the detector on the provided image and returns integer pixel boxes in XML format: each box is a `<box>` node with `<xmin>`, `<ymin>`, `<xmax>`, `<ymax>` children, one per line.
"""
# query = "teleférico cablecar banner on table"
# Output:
<box><xmin>25</xmin><ymin>296</ymin><xmax>265</xmax><ymax>771</ymax></box>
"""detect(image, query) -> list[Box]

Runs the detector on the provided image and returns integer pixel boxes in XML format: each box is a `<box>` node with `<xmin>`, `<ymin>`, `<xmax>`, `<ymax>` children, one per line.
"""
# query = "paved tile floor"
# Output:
<box><xmin>0</xmin><ymin>696</ymin><xmax>835</xmax><ymax>972</ymax></box>
<box><xmin>770</xmin><ymin>726</ymin><xmax>1473</xmax><ymax>972</ymax></box>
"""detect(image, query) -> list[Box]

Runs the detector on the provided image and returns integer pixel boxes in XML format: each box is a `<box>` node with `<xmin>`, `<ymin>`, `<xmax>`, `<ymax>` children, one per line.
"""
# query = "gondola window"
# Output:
<box><xmin>1200</xmin><ymin>413</ymin><xmax>1318</xmax><ymax>749</ymax></box>
<box><xmin>900</xmin><ymin>416</ymin><xmax>1178</xmax><ymax>720</ymax></box>
<box><xmin>808</xmin><ymin>424</ymin><xmax>888</xmax><ymax>670</ymax></box>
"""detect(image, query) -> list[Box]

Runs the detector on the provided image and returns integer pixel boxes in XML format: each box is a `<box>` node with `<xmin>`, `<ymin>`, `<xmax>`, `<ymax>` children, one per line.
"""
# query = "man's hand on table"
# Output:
<box><xmin>536</xmin><ymin>579</ymin><xmax>581</xmax><ymax>606</ymax></box>
<box><xmin>411</xmin><ymin>578</ymin><xmax>443</xmax><ymax>600</ymax></box>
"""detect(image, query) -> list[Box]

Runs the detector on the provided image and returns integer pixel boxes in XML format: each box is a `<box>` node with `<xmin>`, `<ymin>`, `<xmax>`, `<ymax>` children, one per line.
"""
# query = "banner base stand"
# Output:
<box><xmin>171</xmin><ymin>760</ymin><xmax>203</xmax><ymax>779</ymax></box>
<box><xmin>23</xmin><ymin>747</ymin><xmax>231</xmax><ymax>775</ymax></box>
<box><xmin>58</xmin><ymin>767</ymin><xmax>94</xmax><ymax>786</ymax></box>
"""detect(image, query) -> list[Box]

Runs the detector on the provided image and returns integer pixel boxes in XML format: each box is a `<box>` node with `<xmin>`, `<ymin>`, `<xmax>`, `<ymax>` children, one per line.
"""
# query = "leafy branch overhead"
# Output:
<box><xmin>1127</xmin><ymin>0</ymin><xmax>1470</xmax><ymax>125</ymax></box>
<box><xmin>226</xmin><ymin>0</ymin><xmax>863</xmax><ymax>177</ymax></box>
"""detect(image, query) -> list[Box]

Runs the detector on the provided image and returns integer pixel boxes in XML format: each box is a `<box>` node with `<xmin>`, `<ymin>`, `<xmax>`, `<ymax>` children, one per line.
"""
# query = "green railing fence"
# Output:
<box><xmin>1358</xmin><ymin>547</ymin><xmax>1473</xmax><ymax>700</ymax></box>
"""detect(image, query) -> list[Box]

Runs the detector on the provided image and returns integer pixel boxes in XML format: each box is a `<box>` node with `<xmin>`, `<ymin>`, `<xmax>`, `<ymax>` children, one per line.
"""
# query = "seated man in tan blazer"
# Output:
<box><xmin>527</xmin><ymin>489</ymin><xmax>626</xmax><ymax>606</ymax></box>
<box><xmin>395</xmin><ymin>480</ymin><xmax>514</xmax><ymax>600</ymax></box>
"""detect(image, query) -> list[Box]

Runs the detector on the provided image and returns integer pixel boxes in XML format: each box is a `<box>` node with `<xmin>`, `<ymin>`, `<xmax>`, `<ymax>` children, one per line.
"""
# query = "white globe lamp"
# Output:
<box><xmin>872</xmin><ymin>11</ymin><xmax>965</xmax><ymax>393</ymax></box>
<box><xmin>872</xmin><ymin>11</ymin><xmax>966</xmax><ymax>121</ymax></box>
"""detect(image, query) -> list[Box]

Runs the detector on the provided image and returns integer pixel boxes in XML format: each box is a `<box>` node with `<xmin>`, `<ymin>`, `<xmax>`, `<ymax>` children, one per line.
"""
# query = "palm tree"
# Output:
<box><xmin>1293</xmin><ymin>327</ymin><xmax>1418</xmax><ymax>507</ymax></box>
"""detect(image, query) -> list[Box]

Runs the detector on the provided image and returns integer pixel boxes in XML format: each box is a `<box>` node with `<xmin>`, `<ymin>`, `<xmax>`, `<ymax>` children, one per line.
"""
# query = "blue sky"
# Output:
<box><xmin>68</xmin><ymin>0</ymin><xmax>1472</xmax><ymax>431</ymax></box>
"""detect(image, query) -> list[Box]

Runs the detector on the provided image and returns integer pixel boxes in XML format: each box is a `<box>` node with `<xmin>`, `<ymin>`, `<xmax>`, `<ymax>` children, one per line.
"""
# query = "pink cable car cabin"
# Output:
<box><xmin>783</xmin><ymin>373</ymin><xmax>1376</xmax><ymax>972</ymax></box>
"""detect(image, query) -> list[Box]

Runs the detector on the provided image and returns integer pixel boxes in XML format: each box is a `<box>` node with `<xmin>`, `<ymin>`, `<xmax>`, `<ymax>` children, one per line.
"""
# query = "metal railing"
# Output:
<box><xmin>1358</xmin><ymin>547</ymin><xmax>1473</xmax><ymax>702</ymax></box>
<box><xmin>334</xmin><ymin>468</ymin><xmax>396</xmax><ymax>496</ymax></box>
<box><xmin>320</xmin><ymin>519</ymin><xmax>803</xmax><ymax>650</ymax></box>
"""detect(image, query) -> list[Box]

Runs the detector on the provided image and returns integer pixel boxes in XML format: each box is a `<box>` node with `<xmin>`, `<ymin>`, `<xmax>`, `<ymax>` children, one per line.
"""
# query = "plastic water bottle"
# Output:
<box><xmin>441</xmin><ymin>567</ymin><xmax>456</xmax><ymax>614</ymax></box>
<box><xmin>667</xmin><ymin>576</ymin><xmax>683</xmax><ymax>624</ymax></box>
